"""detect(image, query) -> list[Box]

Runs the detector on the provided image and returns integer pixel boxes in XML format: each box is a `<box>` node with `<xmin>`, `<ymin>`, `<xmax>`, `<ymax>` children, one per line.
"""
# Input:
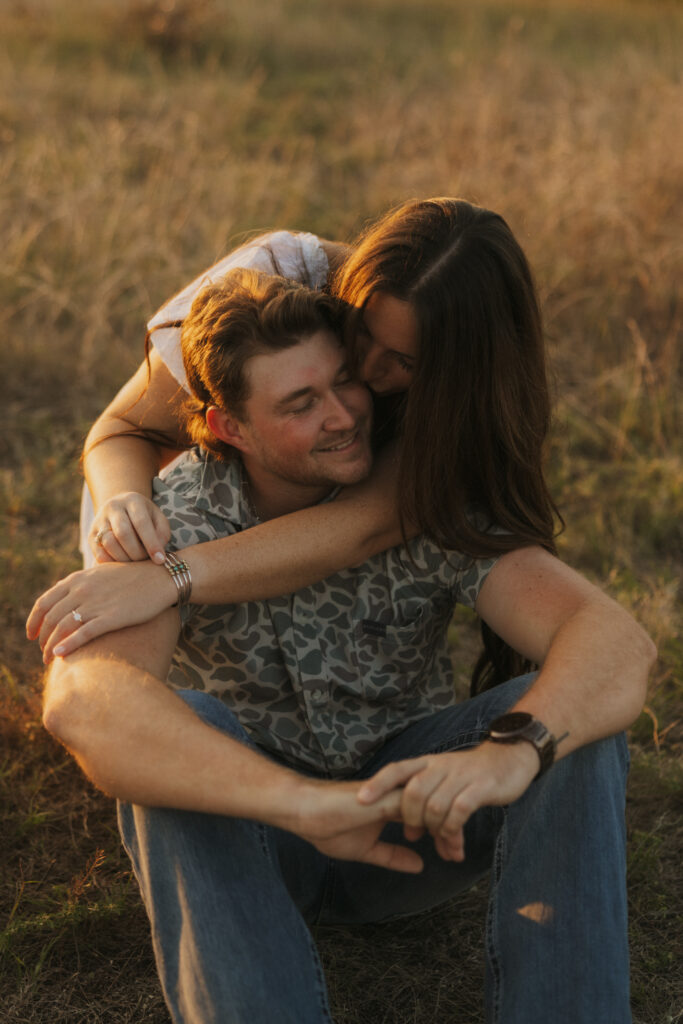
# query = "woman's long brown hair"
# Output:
<box><xmin>332</xmin><ymin>198</ymin><xmax>563</xmax><ymax>693</ymax></box>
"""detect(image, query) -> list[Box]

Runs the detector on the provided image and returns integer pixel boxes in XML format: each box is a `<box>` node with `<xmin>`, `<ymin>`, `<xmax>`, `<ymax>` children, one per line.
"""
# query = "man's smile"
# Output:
<box><xmin>317</xmin><ymin>429</ymin><xmax>363</xmax><ymax>453</ymax></box>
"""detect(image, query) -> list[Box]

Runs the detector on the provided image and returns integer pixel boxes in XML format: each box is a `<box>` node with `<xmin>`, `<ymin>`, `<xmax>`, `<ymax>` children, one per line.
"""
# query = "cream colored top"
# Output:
<box><xmin>148</xmin><ymin>231</ymin><xmax>330</xmax><ymax>389</ymax></box>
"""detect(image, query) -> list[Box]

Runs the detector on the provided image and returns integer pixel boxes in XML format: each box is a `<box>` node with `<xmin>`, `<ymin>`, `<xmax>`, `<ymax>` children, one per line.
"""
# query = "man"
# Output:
<box><xmin>41</xmin><ymin>272</ymin><xmax>655</xmax><ymax>1023</ymax></box>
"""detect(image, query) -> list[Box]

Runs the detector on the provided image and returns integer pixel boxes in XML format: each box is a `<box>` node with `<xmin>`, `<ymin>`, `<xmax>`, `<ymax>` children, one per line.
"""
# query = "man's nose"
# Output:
<box><xmin>322</xmin><ymin>391</ymin><xmax>356</xmax><ymax>431</ymax></box>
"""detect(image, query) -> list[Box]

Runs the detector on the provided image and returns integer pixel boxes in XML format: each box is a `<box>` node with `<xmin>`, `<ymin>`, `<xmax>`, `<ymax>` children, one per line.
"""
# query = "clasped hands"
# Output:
<box><xmin>298</xmin><ymin>741</ymin><xmax>539</xmax><ymax>874</ymax></box>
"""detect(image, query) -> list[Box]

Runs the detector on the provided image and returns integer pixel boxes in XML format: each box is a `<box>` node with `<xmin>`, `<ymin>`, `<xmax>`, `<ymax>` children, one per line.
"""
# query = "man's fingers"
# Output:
<box><xmin>357</xmin><ymin>758</ymin><xmax>430</xmax><ymax>804</ymax></box>
<box><xmin>434</xmin><ymin>830</ymin><xmax>465</xmax><ymax>863</ymax></box>
<box><xmin>372</xmin><ymin>788</ymin><xmax>404</xmax><ymax>821</ymax></box>
<box><xmin>364</xmin><ymin>841</ymin><xmax>424</xmax><ymax>874</ymax></box>
<box><xmin>440</xmin><ymin>786</ymin><xmax>482</xmax><ymax>836</ymax></box>
<box><xmin>400</xmin><ymin>768</ymin><xmax>447</xmax><ymax>829</ymax></box>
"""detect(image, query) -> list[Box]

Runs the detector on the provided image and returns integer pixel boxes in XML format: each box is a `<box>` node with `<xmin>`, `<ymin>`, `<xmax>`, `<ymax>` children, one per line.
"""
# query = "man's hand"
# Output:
<box><xmin>356</xmin><ymin>742</ymin><xmax>540</xmax><ymax>862</ymax></box>
<box><xmin>293</xmin><ymin>780</ymin><xmax>424</xmax><ymax>874</ymax></box>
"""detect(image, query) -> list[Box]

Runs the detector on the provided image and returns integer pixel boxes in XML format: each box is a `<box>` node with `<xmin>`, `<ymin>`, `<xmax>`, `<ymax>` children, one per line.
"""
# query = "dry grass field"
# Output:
<box><xmin>1</xmin><ymin>0</ymin><xmax>681</xmax><ymax>1021</ymax></box>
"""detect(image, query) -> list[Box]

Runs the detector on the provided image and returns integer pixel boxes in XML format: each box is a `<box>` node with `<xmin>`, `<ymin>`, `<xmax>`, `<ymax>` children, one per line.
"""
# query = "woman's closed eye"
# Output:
<box><xmin>393</xmin><ymin>354</ymin><xmax>414</xmax><ymax>372</ymax></box>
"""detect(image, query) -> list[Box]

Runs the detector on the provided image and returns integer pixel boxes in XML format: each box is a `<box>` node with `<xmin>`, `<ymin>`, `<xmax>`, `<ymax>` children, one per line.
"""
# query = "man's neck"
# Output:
<box><xmin>241</xmin><ymin>459</ymin><xmax>334</xmax><ymax>522</ymax></box>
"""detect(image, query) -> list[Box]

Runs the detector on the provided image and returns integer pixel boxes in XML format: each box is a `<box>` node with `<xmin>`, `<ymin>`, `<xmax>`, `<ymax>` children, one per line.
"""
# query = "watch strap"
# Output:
<box><xmin>487</xmin><ymin>712</ymin><xmax>557</xmax><ymax>779</ymax></box>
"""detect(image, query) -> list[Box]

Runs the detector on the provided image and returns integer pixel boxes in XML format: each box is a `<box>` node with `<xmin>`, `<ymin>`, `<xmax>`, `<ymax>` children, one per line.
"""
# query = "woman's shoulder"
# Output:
<box><xmin>148</xmin><ymin>231</ymin><xmax>328</xmax><ymax>330</ymax></box>
<box><xmin>146</xmin><ymin>231</ymin><xmax>329</xmax><ymax>388</ymax></box>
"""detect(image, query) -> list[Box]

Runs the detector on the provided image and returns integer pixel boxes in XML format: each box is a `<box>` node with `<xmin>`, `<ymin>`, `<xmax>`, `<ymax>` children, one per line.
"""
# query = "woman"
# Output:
<box><xmin>28</xmin><ymin>197</ymin><xmax>560</xmax><ymax>690</ymax></box>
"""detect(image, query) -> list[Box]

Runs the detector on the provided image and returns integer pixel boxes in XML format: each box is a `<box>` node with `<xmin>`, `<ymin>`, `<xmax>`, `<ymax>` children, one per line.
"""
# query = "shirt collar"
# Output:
<box><xmin>189</xmin><ymin>448</ymin><xmax>340</xmax><ymax>528</ymax></box>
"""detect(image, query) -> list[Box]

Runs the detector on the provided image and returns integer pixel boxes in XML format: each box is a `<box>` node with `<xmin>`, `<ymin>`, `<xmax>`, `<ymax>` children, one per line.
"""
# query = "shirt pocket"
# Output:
<box><xmin>351</xmin><ymin>608</ymin><xmax>429</xmax><ymax>704</ymax></box>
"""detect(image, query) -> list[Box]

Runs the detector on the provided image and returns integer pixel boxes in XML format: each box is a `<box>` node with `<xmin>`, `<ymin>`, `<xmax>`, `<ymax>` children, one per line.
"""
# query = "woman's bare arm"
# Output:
<box><xmin>318</xmin><ymin>239</ymin><xmax>352</xmax><ymax>274</ymax></box>
<box><xmin>184</xmin><ymin>444</ymin><xmax>406</xmax><ymax>605</ymax></box>
<box><xmin>83</xmin><ymin>349</ymin><xmax>190</xmax><ymax>562</ymax></box>
<box><xmin>84</xmin><ymin>348</ymin><xmax>188</xmax><ymax>504</ymax></box>
<box><xmin>30</xmin><ymin>446</ymin><xmax>412</xmax><ymax>659</ymax></box>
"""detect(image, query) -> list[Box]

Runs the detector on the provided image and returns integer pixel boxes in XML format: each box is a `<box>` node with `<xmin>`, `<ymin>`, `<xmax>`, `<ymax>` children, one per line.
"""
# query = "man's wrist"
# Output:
<box><xmin>258</xmin><ymin>773</ymin><xmax>322</xmax><ymax>836</ymax></box>
<box><xmin>483</xmin><ymin>736</ymin><xmax>540</xmax><ymax>776</ymax></box>
<box><xmin>487</xmin><ymin>711</ymin><xmax>557</xmax><ymax>778</ymax></box>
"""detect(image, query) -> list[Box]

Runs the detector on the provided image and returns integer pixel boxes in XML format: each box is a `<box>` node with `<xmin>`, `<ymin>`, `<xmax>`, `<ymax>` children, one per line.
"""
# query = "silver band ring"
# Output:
<box><xmin>72</xmin><ymin>610</ymin><xmax>84</xmax><ymax>624</ymax></box>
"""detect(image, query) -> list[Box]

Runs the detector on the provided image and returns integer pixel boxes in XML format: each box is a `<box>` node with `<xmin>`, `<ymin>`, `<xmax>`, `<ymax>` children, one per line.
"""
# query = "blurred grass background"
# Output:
<box><xmin>1</xmin><ymin>0</ymin><xmax>681</xmax><ymax>1020</ymax></box>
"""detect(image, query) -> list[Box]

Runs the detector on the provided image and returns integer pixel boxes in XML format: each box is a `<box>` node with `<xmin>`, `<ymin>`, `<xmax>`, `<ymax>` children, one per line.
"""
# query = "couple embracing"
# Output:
<box><xmin>28</xmin><ymin>198</ymin><xmax>655</xmax><ymax>1023</ymax></box>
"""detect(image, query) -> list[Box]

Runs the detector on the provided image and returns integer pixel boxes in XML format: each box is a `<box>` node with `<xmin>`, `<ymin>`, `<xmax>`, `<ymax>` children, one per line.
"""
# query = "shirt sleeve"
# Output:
<box><xmin>148</xmin><ymin>231</ymin><xmax>329</xmax><ymax>389</ymax></box>
<box><xmin>152</xmin><ymin>473</ymin><xmax>223</xmax><ymax>627</ymax></box>
<box><xmin>450</xmin><ymin>553</ymin><xmax>499</xmax><ymax>609</ymax></box>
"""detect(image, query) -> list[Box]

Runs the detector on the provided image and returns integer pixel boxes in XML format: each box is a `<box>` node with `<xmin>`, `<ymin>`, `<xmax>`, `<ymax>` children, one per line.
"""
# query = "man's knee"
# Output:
<box><xmin>542</xmin><ymin>731</ymin><xmax>630</xmax><ymax>807</ymax></box>
<box><xmin>567</xmin><ymin>730</ymin><xmax>629</xmax><ymax>782</ymax></box>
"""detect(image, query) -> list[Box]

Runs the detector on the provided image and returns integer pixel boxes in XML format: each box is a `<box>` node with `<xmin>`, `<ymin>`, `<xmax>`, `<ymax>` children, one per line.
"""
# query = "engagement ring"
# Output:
<box><xmin>71</xmin><ymin>610</ymin><xmax>83</xmax><ymax>624</ymax></box>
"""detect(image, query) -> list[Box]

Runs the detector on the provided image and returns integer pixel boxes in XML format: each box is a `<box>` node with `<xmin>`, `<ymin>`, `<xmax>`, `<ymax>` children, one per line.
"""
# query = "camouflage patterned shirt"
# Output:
<box><xmin>153</xmin><ymin>450</ymin><xmax>499</xmax><ymax>777</ymax></box>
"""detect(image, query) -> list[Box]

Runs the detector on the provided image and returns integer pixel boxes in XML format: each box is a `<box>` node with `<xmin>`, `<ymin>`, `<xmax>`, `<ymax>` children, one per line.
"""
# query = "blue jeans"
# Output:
<box><xmin>118</xmin><ymin>675</ymin><xmax>631</xmax><ymax>1023</ymax></box>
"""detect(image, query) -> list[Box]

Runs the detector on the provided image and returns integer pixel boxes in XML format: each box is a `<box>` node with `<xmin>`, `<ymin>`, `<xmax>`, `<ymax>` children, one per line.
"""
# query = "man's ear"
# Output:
<box><xmin>206</xmin><ymin>406</ymin><xmax>249</xmax><ymax>453</ymax></box>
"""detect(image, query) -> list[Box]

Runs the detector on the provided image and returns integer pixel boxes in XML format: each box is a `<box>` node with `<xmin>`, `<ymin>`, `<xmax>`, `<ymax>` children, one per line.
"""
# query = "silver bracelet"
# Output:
<box><xmin>163</xmin><ymin>551</ymin><xmax>192</xmax><ymax>607</ymax></box>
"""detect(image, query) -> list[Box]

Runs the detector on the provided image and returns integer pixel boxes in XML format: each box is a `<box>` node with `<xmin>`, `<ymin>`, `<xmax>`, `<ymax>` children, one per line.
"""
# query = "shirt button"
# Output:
<box><xmin>309</xmin><ymin>689</ymin><xmax>326</xmax><ymax>705</ymax></box>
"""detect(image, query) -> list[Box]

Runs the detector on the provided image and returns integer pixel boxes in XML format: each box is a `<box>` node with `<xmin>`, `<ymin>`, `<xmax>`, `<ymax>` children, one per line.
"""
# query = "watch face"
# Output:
<box><xmin>490</xmin><ymin>712</ymin><xmax>533</xmax><ymax>735</ymax></box>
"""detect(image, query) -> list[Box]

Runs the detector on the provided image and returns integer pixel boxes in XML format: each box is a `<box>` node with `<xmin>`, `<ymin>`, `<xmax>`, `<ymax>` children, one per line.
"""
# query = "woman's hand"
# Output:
<box><xmin>89</xmin><ymin>493</ymin><xmax>171</xmax><ymax>564</ymax></box>
<box><xmin>26</xmin><ymin>561</ymin><xmax>179</xmax><ymax>663</ymax></box>
<box><xmin>357</xmin><ymin>742</ymin><xmax>539</xmax><ymax>862</ymax></box>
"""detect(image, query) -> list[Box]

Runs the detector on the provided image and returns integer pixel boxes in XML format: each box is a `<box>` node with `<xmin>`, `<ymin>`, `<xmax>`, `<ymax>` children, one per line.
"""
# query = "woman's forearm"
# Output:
<box><xmin>186</xmin><ymin>493</ymin><xmax>400</xmax><ymax>605</ymax></box>
<box><xmin>84</xmin><ymin>429</ymin><xmax>162</xmax><ymax>507</ymax></box>
<box><xmin>31</xmin><ymin>447</ymin><xmax>410</xmax><ymax>661</ymax></box>
<box><xmin>183</xmin><ymin>446</ymin><xmax>408</xmax><ymax>605</ymax></box>
<box><xmin>83</xmin><ymin>348</ymin><xmax>189</xmax><ymax>509</ymax></box>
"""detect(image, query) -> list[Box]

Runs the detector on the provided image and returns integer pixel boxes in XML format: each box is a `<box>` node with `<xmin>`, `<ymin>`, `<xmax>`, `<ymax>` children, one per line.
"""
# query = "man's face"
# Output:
<box><xmin>237</xmin><ymin>330</ymin><xmax>373</xmax><ymax>491</ymax></box>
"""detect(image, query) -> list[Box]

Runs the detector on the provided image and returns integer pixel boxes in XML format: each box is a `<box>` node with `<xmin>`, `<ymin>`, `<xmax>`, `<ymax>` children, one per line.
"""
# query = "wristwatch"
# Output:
<box><xmin>487</xmin><ymin>712</ymin><xmax>557</xmax><ymax>779</ymax></box>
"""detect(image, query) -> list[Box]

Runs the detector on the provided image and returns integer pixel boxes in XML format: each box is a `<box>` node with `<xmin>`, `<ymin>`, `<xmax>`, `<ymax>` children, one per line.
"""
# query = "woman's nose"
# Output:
<box><xmin>359</xmin><ymin>343</ymin><xmax>382</xmax><ymax>383</ymax></box>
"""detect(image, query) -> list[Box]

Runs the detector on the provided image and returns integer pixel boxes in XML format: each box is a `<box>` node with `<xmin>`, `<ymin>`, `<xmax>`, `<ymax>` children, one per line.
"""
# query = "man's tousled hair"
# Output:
<box><xmin>180</xmin><ymin>268</ymin><xmax>345</xmax><ymax>461</ymax></box>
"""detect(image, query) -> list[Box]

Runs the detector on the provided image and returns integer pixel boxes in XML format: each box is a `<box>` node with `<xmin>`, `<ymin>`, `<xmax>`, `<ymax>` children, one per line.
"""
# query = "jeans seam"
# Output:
<box><xmin>486</xmin><ymin>806</ymin><xmax>507</xmax><ymax>1024</ymax></box>
<box><xmin>429</xmin><ymin>726</ymin><xmax>489</xmax><ymax>755</ymax></box>
<box><xmin>257</xmin><ymin>822</ymin><xmax>272</xmax><ymax>862</ymax></box>
<box><xmin>304</xmin><ymin>927</ymin><xmax>335</xmax><ymax>1024</ymax></box>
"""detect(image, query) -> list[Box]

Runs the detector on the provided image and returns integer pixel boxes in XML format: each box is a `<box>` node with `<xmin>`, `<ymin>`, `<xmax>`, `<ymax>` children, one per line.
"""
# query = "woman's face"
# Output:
<box><xmin>358</xmin><ymin>292</ymin><xmax>418</xmax><ymax>395</ymax></box>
